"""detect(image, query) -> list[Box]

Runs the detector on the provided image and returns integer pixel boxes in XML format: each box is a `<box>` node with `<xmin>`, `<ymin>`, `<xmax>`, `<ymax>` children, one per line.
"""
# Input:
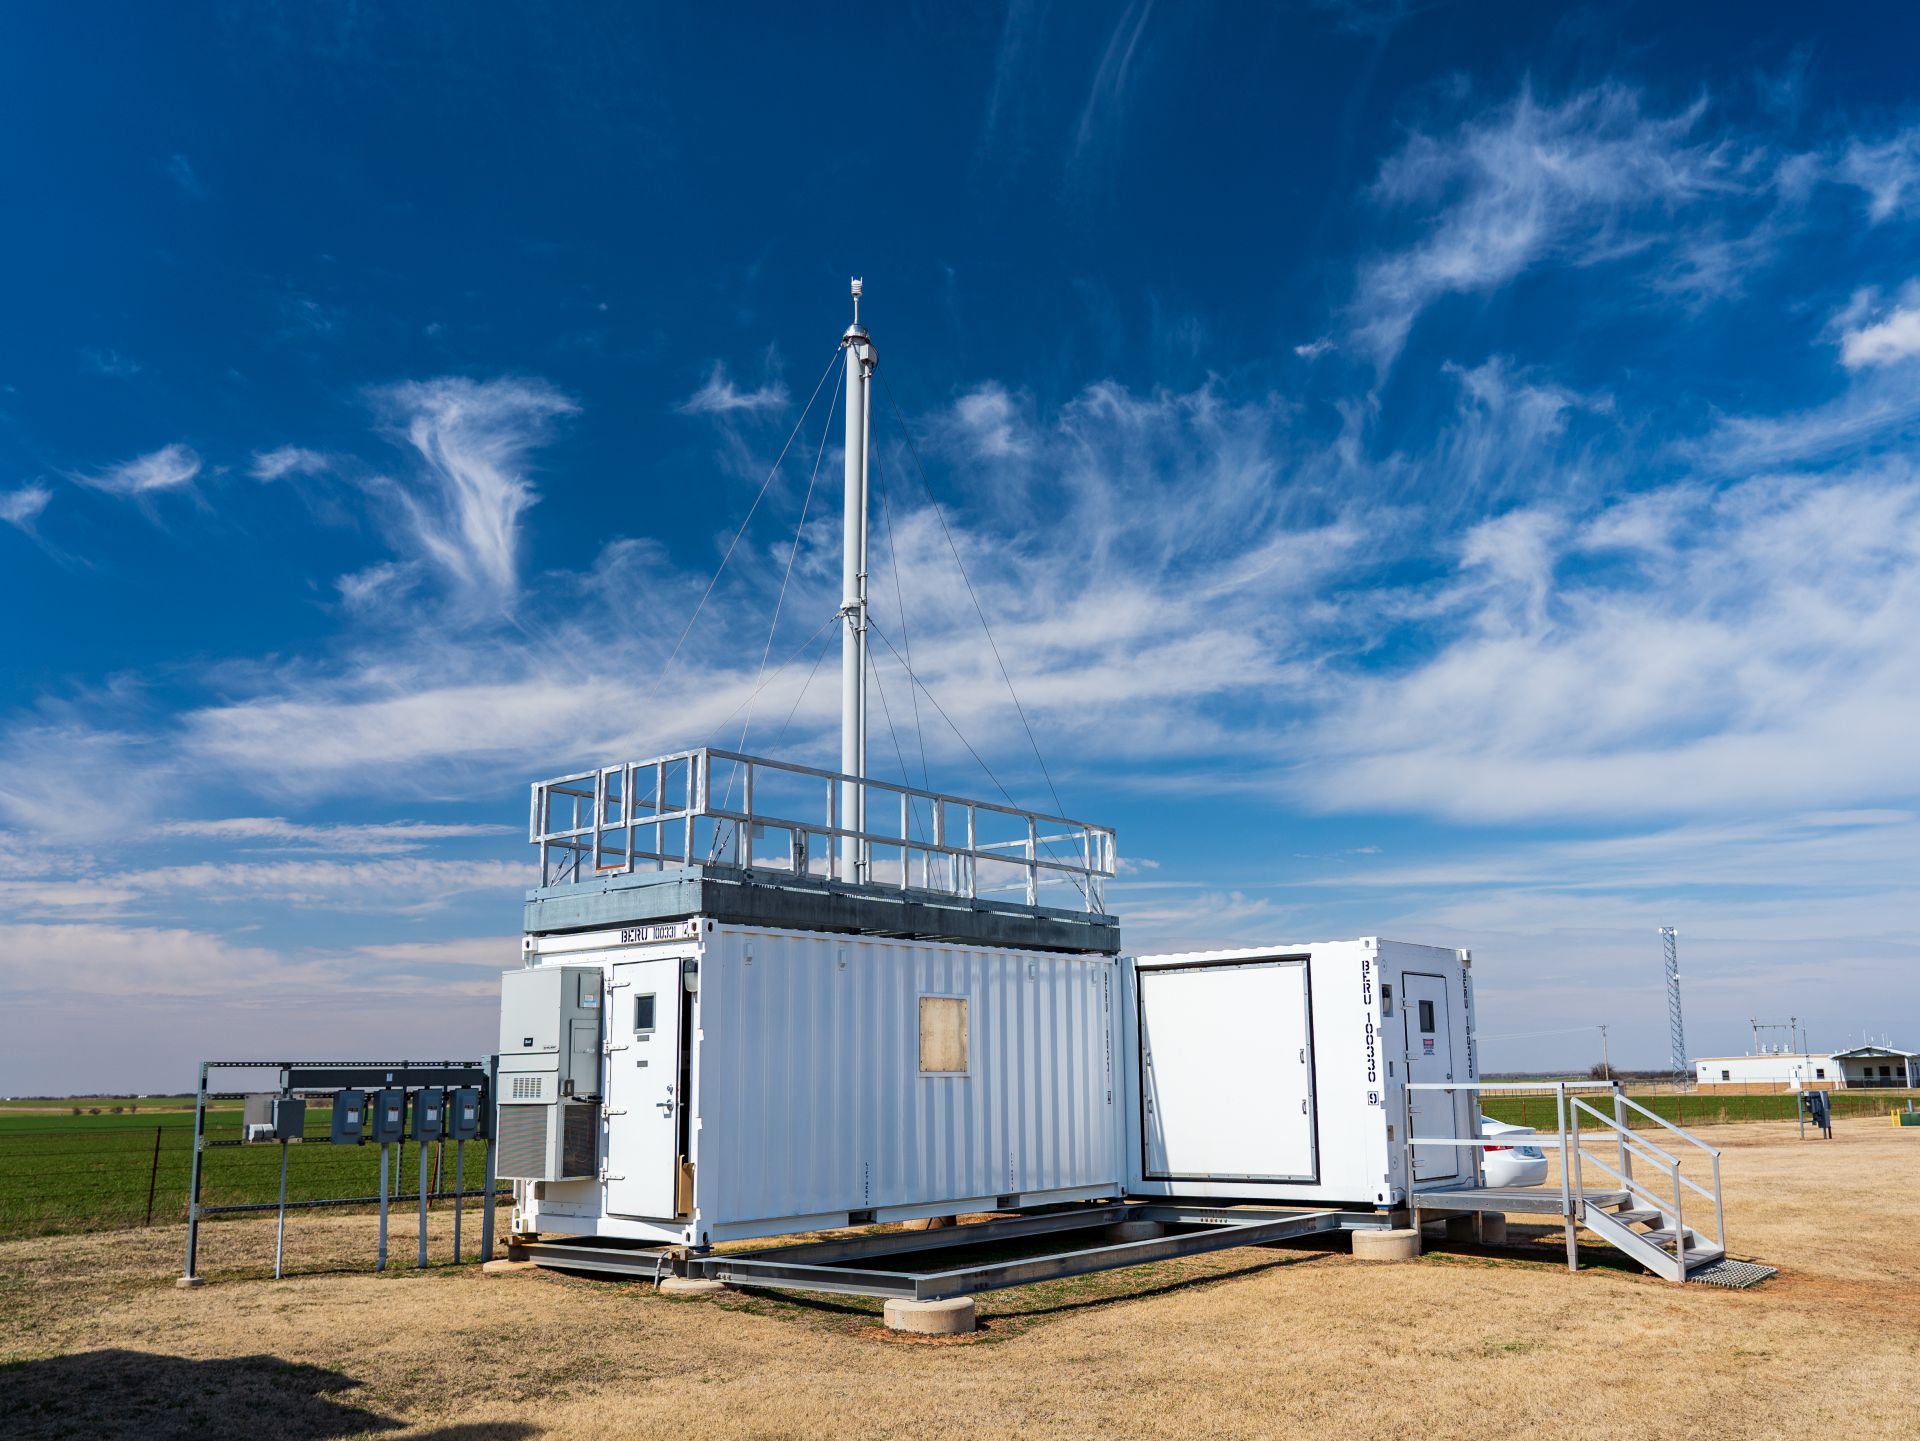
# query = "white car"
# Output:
<box><xmin>1478</xmin><ymin>1114</ymin><xmax>1549</xmax><ymax>1188</ymax></box>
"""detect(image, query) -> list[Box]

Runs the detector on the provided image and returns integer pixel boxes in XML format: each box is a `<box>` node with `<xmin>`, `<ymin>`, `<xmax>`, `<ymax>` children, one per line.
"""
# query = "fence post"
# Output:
<box><xmin>480</xmin><ymin>1055</ymin><xmax>499</xmax><ymax>1261</ymax></box>
<box><xmin>144</xmin><ymin>1125</ymin><xmax>163</xmax><ymax>1227</ymax></box>
<box><xmin>179</xmin><ymin>1063</ymin><xmax>208</xmax><ymax>1286</ymax></box>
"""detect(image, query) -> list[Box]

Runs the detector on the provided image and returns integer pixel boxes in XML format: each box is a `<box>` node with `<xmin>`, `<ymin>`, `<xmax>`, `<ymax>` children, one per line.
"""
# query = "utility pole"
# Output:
<box><xmin>1598</xmin><ymin>1023</ymin><xmax>1611</xmax><ymax>1081</ymax></box>
<box><xmin>1661</xmin><ymin>927</ymin><xmax>1687</xmax><ymax>1085</ymax></box>
<box><xmin>839</xmin><ymin>279</ymin><xmax>876</xmax><ymax>882</ymax></box>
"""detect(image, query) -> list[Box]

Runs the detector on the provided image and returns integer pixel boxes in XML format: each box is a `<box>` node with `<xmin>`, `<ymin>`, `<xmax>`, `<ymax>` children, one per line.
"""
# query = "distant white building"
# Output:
<box><xmin>1695</xmin><ymin>1046</ymin><xmax>1917</xmax><ymax>1091</ymax></box>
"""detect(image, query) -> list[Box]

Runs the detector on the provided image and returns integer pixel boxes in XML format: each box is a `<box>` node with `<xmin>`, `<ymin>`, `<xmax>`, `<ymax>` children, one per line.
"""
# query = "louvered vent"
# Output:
<box><xmin>510</xmin><ymin>1074</ymin><xmax>545</xmax><ymax>1101</ymax></box>
<box><xmin>562</xmin><ymin>1102</ymin><xmax>599</xmax><ymax>1178</ymax></box>
<box><xmin>495</xmin><ymin>1104</ymin><xmax>549</xmax><ymax>1180</ymax></box>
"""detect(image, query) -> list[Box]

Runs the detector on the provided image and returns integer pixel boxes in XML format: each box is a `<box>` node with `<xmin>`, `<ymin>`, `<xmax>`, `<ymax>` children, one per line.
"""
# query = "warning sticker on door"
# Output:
<box><xmin>1422</xmin><ymin>1037</ymin><xmax>1435</xmax><ymax>1054</ymax></box>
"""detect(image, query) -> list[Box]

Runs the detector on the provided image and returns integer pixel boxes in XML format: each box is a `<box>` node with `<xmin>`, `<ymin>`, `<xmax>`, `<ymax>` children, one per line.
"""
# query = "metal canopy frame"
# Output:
<box><xmin>520</xmin><ymin>1203</ymin><xmax>1389</xmax><ymax>1301</ymax></box>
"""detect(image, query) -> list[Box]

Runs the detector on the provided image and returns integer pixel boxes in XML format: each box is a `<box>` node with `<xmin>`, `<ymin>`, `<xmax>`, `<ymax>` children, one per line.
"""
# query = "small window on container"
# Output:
<box><xmin>634</xmin><ymin>994</ymin><xmax>657</xmax><ymax>1033</ymax></box>
<box><xmin>1816</xmin><ymin>1068</ymin><xmax>1826</xmax><ymax>1079</ymax></box>
<box><xmin>1418</xmin><ymin>999</ymin><xmax>1435</xmax><ymax>1034</ymax></box>
<box><xmin>1721</xmin><ymin>1069</ymin><xmax>1730</xmax><ymax>1081</ymax></box>
<box><xmin>919</xmin><ymin>996</ymin><xmax>969</xmax><ymax>1075</ymax></box>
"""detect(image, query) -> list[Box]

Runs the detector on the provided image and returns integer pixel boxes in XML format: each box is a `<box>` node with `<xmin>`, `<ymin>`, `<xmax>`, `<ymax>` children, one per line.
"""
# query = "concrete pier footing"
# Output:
<box><xmin>883</xmin><ymin>1296</ymin><xmax>977</xmax><ymax>1335</ymax></box>
<box><xmin>1352</xmin><ymin>1227</ymin><xmax>1422</xmax><ymax>1261</ymax></box>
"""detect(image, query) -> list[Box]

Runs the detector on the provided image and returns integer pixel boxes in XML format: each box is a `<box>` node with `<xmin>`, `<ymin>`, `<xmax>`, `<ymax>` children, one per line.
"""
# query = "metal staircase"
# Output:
<box><xmin>1409</xmin><ymin>1081</ymin><xmax>1773</xmax><ymax>1287</ymax></box>
<box><xmin>1566</xmin><ymin>1091</ymin><xmax>1728</xmax><ymax>1282</ymax></box>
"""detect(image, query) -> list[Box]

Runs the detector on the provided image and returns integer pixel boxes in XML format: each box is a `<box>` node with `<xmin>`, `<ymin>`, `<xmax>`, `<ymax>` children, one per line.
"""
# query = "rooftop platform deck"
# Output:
<box><xmin>526</xmin><ymin>747</ymin><xmax>1119</xmax><ymax>954</ymax></box>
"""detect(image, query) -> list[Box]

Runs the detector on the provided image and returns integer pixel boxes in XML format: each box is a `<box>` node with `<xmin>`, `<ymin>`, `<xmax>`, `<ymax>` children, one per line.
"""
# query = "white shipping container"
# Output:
<box><xmin>516</xmin><ymin>920</ymin><xmax>1124</xmax><ymax>1248</ymax></box>
<box><xmin>1122</xmin><ymin>939</ymin><xmax>1477</xmax><ymax>1208</ymax></box>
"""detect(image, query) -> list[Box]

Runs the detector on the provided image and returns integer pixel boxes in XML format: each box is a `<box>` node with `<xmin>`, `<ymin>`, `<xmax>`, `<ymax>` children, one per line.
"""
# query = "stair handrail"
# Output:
<box><xmin>1569</xmin><ymin>1094</ymin><xmax>1725</xmax><ymax>1269</ymax></box>
<box><xmin>1569</xmin><ymin>1097</ymin><xmax>1683</xmax><ymax>1167</ymax></box>
<box><xmin>1574</xmin><ymin>1097</ymin><xmax>1728</xmax><ymax>1212</ymax></box>
<box><xmin>1609</xmin><ymin>1090</ymin><xmax>1726</xmax><ymax>1165</ymax></box>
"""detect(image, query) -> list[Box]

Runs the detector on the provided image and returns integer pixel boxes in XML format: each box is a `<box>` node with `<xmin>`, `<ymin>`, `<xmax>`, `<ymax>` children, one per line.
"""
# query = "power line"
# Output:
<box><xmin>1478</xmin><ymin>1025</ymin><xmax>1609</xmax><ymax>1043</ymax></box>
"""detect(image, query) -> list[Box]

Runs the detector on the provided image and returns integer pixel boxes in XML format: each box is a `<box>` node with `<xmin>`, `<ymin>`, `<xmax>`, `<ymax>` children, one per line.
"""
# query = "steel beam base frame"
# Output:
<box><xmin>518</xmin><ymin>1203</ymin><xmax>1394</xmax><ymax>1301</ymax></box>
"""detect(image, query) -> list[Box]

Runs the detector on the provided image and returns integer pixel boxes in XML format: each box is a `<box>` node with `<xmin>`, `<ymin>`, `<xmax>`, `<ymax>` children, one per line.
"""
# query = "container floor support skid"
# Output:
<box><xmin>518</xmin><ymin>1204</ymin><xmax>1391</xmax><ymax>1302</ymax></box>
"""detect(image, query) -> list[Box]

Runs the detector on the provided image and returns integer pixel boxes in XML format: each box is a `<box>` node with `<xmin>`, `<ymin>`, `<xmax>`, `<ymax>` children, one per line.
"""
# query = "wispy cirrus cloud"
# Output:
<box><xmin>1837</xmin><ymin>126</ymin><xmax>1920</xmax><ymax>222</ymax></box>
<box><xmin>72</xmin><ymin>442</ymin><xmax>202</xmax><ymax>496</ymax></box>
<box><xmin>1067</xmin><ymin>0</ymin><xmax>1155</xmax><ymax>188</ymax></box>
<box><xmin>80</xmin><ymin>347</ymin><xmax>142</xmax><ymax>378</ymax></box>
<box><xmin>367</xmin><ymin>376</ymin><xmax>577</xmax><ymax>610</ymax></box>
<box><xmin>675</xmin><ymin>361</ymin><xmax>788</xmax><ymax>417</ymax></box>
<box><xmin>1</xmin><ymin>484</ymin><xmax>51</xmax><ymax>531</ymax></box>
<box><xmin>1286</xmin><ymin>464</ymin><xmax>1920</xmax><ymax>823</ymax></box>
<box><xmin>249</xmin><ymin>445</ymin><xmax>332</xmax><ymax>481</ymax></box>
<box><xmin>154</xmin><ymin>815</ymin><xmax>510</xmax><ymax>853</ymax></box>
<box><xmin>165</xmin><ymin>152</ymin><xmax>206</xmax><ymax>200</ymax></box>
<box><xmin>1350</xmin><ymin>83</ymin><xmax>1746</xmax><ymax>370</ymax></box>
<box><xmin>1836</xmin><ymin>281</ymin><xmax>1920</xmax><ymax>368</ymax></box>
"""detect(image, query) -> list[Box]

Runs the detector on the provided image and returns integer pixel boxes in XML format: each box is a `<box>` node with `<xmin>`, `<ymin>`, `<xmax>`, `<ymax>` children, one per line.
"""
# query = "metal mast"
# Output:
<box><xmin>839</xmin><ymin>278</ymin><xmax>876</xmax><ymax>880</ymax></box>
<box><xmin>1660</xmin><ymin>926</ymin><xmax>1687</xmax><ymax>1082</ymax></box>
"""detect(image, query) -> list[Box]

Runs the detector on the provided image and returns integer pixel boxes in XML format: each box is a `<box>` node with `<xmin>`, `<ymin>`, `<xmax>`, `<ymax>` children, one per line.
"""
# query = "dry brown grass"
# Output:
<box><xmin>4</xmin><ymin>1116</ymin><xmax>1916</xmax><ymax>1440</ymax></box>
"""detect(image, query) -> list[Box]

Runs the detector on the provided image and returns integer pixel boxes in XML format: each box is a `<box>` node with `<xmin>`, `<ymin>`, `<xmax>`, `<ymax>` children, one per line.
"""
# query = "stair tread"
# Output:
<box><xmin>1613</xmin><ymin>1208</ymin><xmax>1667</xmax><ymax>1224</ymax></box>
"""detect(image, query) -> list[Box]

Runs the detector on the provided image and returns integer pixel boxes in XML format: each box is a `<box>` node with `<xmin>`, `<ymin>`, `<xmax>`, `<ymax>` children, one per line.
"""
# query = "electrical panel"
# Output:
<box><xmin>411</xmin><ymin>1088</ymin><xmax>445</xmax><ymax>1142</ymax></box>
<box><xmin>330</xmin><ymin>1089</ymin><xmax>367</xmax><ymax>1145</ymax></box>
<box><xmin>447</xmin><ymin>1086</ymin><xmax>483</xmax><ymax>1142</ymax></box>
<box><xmin>500</xmin><ymin>966</ymin><xmax>603</xmax><ymax>1098</ymax></box>
<box><xmin>497</xmin><ymin>965</ymin><xmax>604</xmax><ymax>1181</ymax></box>
<box><xmin>270</xmin><ymin>1096</ymin><xmax>306</xmax><ymax>1142</ymax></box>
<box><xmin>368</xmin><ymin>1088</ymin><xmax>407</xmax><ymax>1145</ymax></box>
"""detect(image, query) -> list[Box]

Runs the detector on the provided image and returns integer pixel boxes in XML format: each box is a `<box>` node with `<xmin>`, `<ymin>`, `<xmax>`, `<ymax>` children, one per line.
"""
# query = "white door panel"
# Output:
<box><xmin>605</xmin><ymin>957</ymin><xmax>684</xmax><ymax>1218</ymax></box>
<box><xmin>1403</xmin><ymin>971</ymin><xmax>1459</xmax><ymax>1182</ymax></box>
<box><xmin>1139</xmin><ymin>960</ymin><xmax>1316</xmax><ymax>1182</ymax></box>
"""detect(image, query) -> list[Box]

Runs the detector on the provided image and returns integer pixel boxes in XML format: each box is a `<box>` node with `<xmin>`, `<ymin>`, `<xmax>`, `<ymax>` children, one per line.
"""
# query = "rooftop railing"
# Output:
<box><xmin>530</xmin><ymin>747</ymin><xmax>1116</xmax><ymax>915</ymax></box>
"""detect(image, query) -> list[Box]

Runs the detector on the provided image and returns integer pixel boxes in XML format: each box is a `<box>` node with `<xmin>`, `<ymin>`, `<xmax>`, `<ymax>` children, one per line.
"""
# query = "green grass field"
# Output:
<box><xmin>1478</xmin><ymin>1089</ymin><xmax>1914</xmax><ymax>1130</ymax></box>
<box><xmin>0</xmin><ymin>1099</ymin><xmax>495</xmax><ymax>1240</ymax></box>
<box><xmin>4</xmin><ymin>1088</ymin><xmax>1912</xmax><ymax>1242</ymax></box>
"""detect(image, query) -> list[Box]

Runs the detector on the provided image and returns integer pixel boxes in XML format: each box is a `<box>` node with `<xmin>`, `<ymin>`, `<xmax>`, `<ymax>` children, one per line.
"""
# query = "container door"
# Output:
<box><xmin>605</xmin><ymin>956</ymin><xmax>685</xmax><ymax>1218</ymax></box>
<box><xmin>1402</xmin><ymin>972</ymin><xmax>1459</xmax><ymax>1182</ymax></box>
<box><xmin>1138</xmin><ymin>958</ymin><xmax>1317</xmax><ymax>1183</ymax></box>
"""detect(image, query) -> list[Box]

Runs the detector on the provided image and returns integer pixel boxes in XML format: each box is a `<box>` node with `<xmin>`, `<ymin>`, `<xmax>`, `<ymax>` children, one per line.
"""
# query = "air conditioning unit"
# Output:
<box><xmin>495</xmin><ymin>1098</ymin><xmax>599</xmax><ymax>1182</ymax></box>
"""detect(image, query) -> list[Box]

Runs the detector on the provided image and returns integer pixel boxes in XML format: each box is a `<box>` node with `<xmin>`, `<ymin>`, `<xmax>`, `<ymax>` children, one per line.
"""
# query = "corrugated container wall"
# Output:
<box><xmin>695</xmin><ymin>927</ymin><xmax>1121</xmax><ymax>1229</ymax></box>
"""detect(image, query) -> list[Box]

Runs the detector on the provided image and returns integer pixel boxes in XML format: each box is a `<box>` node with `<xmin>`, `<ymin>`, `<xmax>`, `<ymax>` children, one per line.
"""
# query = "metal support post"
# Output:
<box><xmin>1555</xmin><ymin>1083</ymin><xmax>1576</xmax><ymax>1273</ymax></box>
<box><xmin>180</xmin><ymin>1062</ymin><xmax>208</xmax><ymax>1285</ymax></box>
<box><xmin>144</xmin><ymin>1124</ymin><xmax>163</xmax><ymax>1228</ymax></box>
<box><xmin>377</xmin><ymin>1143</ymin><xmax>390</xmax><ymax>1272</ymax></box>
<box><xmin>273</xmin><ymin>1140</ymin><xmax>291</xmax><ymax>1280</ymax></box>
<box><xmin>453</xmin><ymin>1139</ymin><xmax>465</xmax><ymax>1262</ymax></box>
<box><xmin>1612</xmin><ymin>1082</ymin><xmax>1630</xmax><ymax>1190</ymax></box>
<box><xmin>418</xmin><ymin>1138</ymin><xmax>430</xmax><ymax>1268</ymax></box>
<box><xmin>1400</xmin><ymin>1079</ymin><xmax>1416</xmax><ymax>1221</ymax></box>
<box><xmin>479</xmin><ymin>1056</ymin><xmax>500</xmax><ymax>1261</ymax></box>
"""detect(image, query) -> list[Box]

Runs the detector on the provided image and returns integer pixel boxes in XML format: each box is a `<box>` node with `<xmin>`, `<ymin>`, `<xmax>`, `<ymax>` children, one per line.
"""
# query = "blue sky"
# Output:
<box><xmin>4</xmin><ymin>3</ymin><xmax>1919</xmax><ymax>1092</ymax></box>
